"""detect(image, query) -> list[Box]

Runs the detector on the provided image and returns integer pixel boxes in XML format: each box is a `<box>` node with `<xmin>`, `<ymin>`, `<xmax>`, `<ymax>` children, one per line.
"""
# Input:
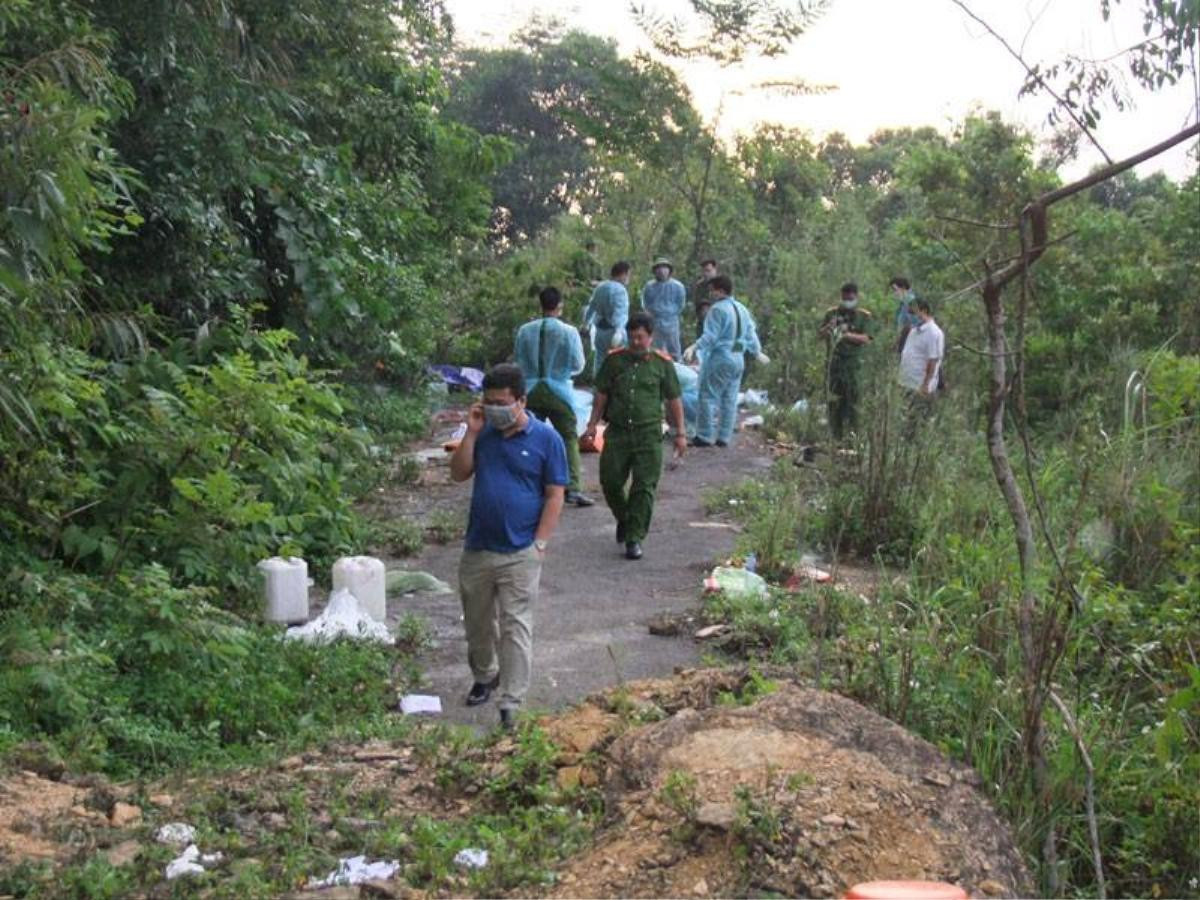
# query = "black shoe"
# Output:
<box><xmin>465</xmin><ymin>675</ymin><xmax>499</xmax><ymax>707</ymax></box>
<box><xmin>715</xmin><ymin>440</ymin><xmax>729</xmax><ymax>448</ymax></box>
<box><xmin>616</xmin><ymin>521</ymin><xmax>626</xmax><ymax>543</ymax></box>
<box><xmin>625</xmin><ymin>541</ymin><xmax>643</xmax><ymax>560</ymax></box>
<box><xmin>691</xmin><ymin>437</ymin><xmax>713</xmax><ymax>447</ymax></box>
<box><xmin>565</xmin><ymin>490</ymin><xmax>595</xmax><ymax>507</ymax></box>
<box><xmin>499</xmin><ymin>708</ymin><xmax>515</xmax><ymax>731</ymax></box>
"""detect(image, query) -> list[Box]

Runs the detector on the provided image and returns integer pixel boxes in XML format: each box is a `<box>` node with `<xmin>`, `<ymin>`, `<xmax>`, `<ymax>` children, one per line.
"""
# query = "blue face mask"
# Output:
<box><xmin>484</xmin><ymin>403</ymin><xmax>520</xmax><ymax>430</ymax></box>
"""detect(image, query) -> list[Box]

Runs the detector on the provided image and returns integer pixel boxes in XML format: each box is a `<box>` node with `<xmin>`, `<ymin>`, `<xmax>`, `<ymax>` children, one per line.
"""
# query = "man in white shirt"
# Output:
<box><xmin>898</xmin><ymin>298</ymin><xmax>944</xmax><ymax>399</ymax></box>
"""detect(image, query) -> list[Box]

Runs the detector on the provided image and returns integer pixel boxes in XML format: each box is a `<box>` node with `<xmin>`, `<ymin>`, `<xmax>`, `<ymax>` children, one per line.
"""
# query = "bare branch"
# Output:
<box><xmin>934</xmin><ymin>214</ymin><xmax>1015</xmax><ymax>231</ymax></box>
<box><xmin>1048</xmin><ymin>691</ymin><xmax>1107</xmax><ymax>899</ymax></box>
<box><xmin>947</xmin><ymin>0</ymin><xmax>1113</xmax><ymax>164</ymax></box>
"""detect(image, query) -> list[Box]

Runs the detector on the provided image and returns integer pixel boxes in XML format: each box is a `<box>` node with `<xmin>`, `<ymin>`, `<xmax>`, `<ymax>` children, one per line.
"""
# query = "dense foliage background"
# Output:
<box><xmin>1</xmin><ymin>0</ymin><xmax>1196</xmax><ymax>896</ymax></box>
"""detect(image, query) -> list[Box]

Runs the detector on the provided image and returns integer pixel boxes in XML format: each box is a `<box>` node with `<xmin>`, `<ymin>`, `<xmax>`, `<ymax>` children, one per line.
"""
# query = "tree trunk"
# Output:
<box><xmin>982</xmin><ymin>275</ymin><xmax>1058</xmax><ymax>894</ymax></box>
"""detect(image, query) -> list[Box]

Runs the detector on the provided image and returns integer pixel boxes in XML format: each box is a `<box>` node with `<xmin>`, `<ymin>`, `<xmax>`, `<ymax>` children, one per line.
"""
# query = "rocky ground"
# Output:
<box><xmin>0</xmin><ymin>669</ymin><xmax>1030</xmax><ymax>898</ymax></box>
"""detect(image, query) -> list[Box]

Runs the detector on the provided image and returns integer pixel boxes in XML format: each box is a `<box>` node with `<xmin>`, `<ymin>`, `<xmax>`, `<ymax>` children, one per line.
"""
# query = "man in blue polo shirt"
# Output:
<box><xmin>449</xmin><ymin>364</ymin><xmax>568</xmax><ymax>730</ymax></box>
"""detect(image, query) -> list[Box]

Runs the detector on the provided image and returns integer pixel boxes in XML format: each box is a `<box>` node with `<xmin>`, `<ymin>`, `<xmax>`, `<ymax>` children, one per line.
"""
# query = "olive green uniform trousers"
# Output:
<box><xmin>599</xmin><ymin>423</ymin><xmax>663</xmax><ymax>543</ymax></box>
<box><xmin>827</xmin><ymin>361</ymin><xmax>860</xmax><ymax>440</ymax></box>
<box><xmin>527</xmin><ymin>383</ymin><xmax>582</xmax><ymax>493</ymax></box>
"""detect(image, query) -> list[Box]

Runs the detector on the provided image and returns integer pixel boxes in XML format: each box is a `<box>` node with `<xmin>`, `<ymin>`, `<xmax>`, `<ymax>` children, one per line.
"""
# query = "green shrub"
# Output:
<box><xmin>0</xmin><ymin>563</ymin><xmax>404</xmax><ymax>777</ymax></box>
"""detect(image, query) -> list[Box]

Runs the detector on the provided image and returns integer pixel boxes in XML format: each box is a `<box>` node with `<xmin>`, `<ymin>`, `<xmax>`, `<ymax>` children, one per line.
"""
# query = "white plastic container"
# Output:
<box><xmin>331</xmin><ymin>556</ymin><xmax>387</xmax><ymax>622</ymax></box>
<box><xmin>257</xmin><ymin>557</ymin><xmax>309</xmax><ymax>624</ymax></box>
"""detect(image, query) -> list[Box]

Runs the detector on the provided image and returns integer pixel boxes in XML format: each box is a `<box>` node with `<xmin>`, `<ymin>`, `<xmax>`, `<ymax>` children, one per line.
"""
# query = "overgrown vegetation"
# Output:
<box><xmin>702</xmin><ymin>345</ymin><xmax>1199</xmax><ymax>896</ymax></box>
<box><xmin>2</xmin><ymin>0</ymin><xmax>1196</xmax><ymax>896</ymax></box>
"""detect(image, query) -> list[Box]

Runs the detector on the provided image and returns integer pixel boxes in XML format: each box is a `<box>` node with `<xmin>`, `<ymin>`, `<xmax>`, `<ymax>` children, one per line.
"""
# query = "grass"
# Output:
<box><xmin>0</xmin><ymin>720</ymin><xmax>604</xmax><ymax>899</ymax></box>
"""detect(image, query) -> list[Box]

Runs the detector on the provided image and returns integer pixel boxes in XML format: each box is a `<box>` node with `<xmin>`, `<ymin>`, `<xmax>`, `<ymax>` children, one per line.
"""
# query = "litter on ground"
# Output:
<box><xmin>399</xmin><ymin>694</ymin><xmax>443</xmax><ymax>716</ymax></box>
<box><xmin>785</xmin><ymin>565</ymin><xmax>834</xmax><ymax>589</ymax></box>
<box><xmin>428</xmin><ymin>365</ymin><xmax>484</xmax><ymax>392</ymax></box>
<box><xmin>310</xmin><ymin>855</ymin><xmax>401</xmax><ymax>888</ymax></box>
<box><xmin>386</xmin><ymin>569</ymin><xmax>452</xmax><ymax>595</ymax></box>
<box><xmin>155</xmin><ymin>823</ymin><xmax>196</xmax><ymax>847</ymax></box>
<box><xmin>165</xmin><ymin>844</ymin><xmax>222</xmax><ymax>881</ymax></box>
<box><xmin>703</xmin><ymin>566</ymin><xmax>769</xmax><ymax>599</ymax></box>
<box><xmin>742</xmin><ymin>414</ymin><xmax>765</xmax><ymax>429</ymax></box>
<box><xmin>284</xmin><ymin>589</ymin><xmax>393</xmax><ymax>645</ymax></box>
<box><xmin>454</xmin><ymin>848</ymin><xmax>489</xmax><ymax>870</ymax></box>
<box><xmin>739</xmin><ymin>389</ymin><xmax>770</xmax><ymax>407</ymax></box>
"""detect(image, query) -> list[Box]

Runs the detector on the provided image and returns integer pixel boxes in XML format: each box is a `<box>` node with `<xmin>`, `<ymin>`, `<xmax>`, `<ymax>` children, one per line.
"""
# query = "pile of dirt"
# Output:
<box><xmin>537</xmin><ymin>669</ymin><xmax>1031</xmax><ymax>898</ymax></box>
<box><xmin>0</xmin><ymin>669</ymin><xmax>1030</xmax><ymax>898</ymax></box>
<box><xmin>0</xmin><ymin>770</ymin><xmax>90</xmax><ymax>861</ymax></box>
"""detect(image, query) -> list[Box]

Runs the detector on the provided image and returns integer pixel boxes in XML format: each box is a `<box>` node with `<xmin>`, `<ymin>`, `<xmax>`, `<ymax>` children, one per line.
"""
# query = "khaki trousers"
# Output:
<box><xmin>458</xmin><ymin>546</ymin><xmax>542</xmax><ymax>710</ymax></box>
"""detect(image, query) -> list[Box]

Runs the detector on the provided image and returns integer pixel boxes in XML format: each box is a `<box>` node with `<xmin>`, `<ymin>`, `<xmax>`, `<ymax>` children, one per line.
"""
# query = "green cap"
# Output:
<box><xmin>652</xmin><ymin>257</ymin><xmax>673</xmax><ymax>272</ymax></box>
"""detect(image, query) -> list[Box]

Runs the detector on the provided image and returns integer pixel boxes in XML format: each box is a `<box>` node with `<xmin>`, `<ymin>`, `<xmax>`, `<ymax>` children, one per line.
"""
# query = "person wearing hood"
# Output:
<box><xmin>640</xmin><ymin>257</ymin><xmax>687</xmax><ymax>360</ymax></box>
<box><xmin>450</xmin><ymin>364</ymin><xmax>568</xmax><ymax>731</ymax></box>
<box><xmin>583</xmin><ymin>261</ymin><xmax>632</xmax><ymax>376</ymax></box>
<box><xmin>514</xmin><ymin>286</ymin><xmax>594</xmax><ymax>507</ymax></box>
<box><xmin>683</xmin><ymin>274</ymin><xmax>767</xmax><ymax>448</ymax></box>
<box><xmin>818</xmin><ymin>282</ymin><xmax>875</xmax><ymax>440</ymax></box>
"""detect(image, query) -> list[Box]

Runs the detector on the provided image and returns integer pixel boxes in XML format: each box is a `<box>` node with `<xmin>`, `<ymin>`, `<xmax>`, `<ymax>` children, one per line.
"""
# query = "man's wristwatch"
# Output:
<box><xmin>534</xmin><ymin>539</ymin><xmax>548</xmax><ymax>553</ymax></box>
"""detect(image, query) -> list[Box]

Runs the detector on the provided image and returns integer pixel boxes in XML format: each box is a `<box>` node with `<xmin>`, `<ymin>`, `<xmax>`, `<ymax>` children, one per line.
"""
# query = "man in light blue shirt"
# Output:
<box><xmin>583</xmin><ymin>260</ymin><xmax>632</xmax><ymax>375</ymax></box>
<box><xmin>514</xmin><ymin>286</ymin><xmax>594</xmax><ymax>507</ymax></box>
<box><xmin>640</xmin><ymin>257</ymin><xmax>687</xmax><ymax>360</ymax></box>
<box><xmin>684</xmin><ymin>275</ymin><xmax>769</xmax><ymax>447</ymax></box>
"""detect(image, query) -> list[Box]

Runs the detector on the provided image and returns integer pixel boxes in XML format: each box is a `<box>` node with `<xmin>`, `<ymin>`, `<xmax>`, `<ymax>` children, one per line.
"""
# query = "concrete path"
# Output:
<box><xmin>387</xmin><ymin>434</ymin><xmax>773</xmax><ymax>730</ymax></box>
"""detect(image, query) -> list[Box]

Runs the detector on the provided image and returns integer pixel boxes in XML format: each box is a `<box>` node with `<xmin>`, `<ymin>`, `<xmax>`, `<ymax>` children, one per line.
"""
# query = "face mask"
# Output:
<box><xmin>484</xmin><ymin>403</ymin><xmax>520</xmax><ymax>430</ymax></box>
<box><xmin>841</xmin><ymin>298</ymin><xmax>858</xmax><ymax>310</ymax></box>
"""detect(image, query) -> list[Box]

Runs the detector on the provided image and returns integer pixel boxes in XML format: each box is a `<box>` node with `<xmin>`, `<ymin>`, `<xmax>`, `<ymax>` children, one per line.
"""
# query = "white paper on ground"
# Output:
<box><xmin>311</xmin><ymin>855</ymin><xmax>402</xmax><ymax>887</ymax></box>
<box><xmin>399</xmin><ymin>694</ymin><xmax>443</xmax><ymax>715</ymax></box>
<box><xmin>155</xmin><ymin>822</ymin><xmax>197</xmax><ymax>846</ymax></box>
<box><xmin>164</xmin><ymin>844</ymin><xmax>222</xmax><ymax>880</ymax></box>
<box><xmin>454</xmin><ymin>848</ymin><xmax>489</xmax><ymax>869</ymax></box>
<box><xmin>284</xmin><ymin>589</ymin><xmax>393</xmax><ymax>645</ymax></box>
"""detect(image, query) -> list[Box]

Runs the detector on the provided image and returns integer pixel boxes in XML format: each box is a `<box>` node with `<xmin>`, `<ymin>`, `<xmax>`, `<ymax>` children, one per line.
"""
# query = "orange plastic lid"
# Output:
<box><xmin>844</xmin><ymin>881</ymin><xmax>969</xmax><ymax>900</ymax></box>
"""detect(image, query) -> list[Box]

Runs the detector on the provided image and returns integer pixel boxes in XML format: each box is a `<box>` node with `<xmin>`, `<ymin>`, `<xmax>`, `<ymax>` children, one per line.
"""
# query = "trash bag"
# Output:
<box><xmin>703</xmin><ymin>566</ymin><xmax>768</xmax><ymax>599</ymax></box>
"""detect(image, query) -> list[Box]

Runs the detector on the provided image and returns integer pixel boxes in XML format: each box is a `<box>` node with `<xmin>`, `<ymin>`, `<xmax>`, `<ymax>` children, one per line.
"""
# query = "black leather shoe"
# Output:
<box><xmin>691</xmin><ymin>437</ymin><xmax>713</xmax><ymax>447</ymax></box>
<box><xmin>625</xmin><ymin>541</ymin><xmax>643</xmax><ymax>560</ymax></box>
<box><xmin>565</xmin><ymin>490</ymin><xmax>595</xmax><ymax>507</ymax></box>
<box><xmin>715</xmin><ymin>440</ymin><xmax>729</xmax><ymax>447</ymax></box>
<box><xmin>615</xmin><ymin>521</ymin><xmax>626</xmax><ymax>543</ymax></box>
<box><xmin>465</xmin><ymin>675</ymin><xmax>499</xmax><ymax>706</ymax></box>
<box><xmin>499</xmin><ymin>708</ymin><xmax>515</xmax><ymax>731</ymax></box>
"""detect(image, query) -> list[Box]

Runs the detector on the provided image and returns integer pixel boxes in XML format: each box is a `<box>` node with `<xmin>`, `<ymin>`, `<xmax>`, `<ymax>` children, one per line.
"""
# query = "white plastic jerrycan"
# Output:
<box><xmin>257</xmin><ymin>557</ymin><xmax>309</xmax><ymax>624</ymax></box>
<box><xmin>331</xmin><ymin>556</ymin><xmax>387</xmax><ymax>622</ymax></box>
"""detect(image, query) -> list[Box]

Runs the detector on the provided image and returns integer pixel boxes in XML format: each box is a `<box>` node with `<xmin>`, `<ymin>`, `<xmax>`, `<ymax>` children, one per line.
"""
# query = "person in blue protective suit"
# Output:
<box><xmin>640</xmin><ymin>257</ymin><xmax>687</xmax><ymax>360</ymax></box>
<box><xmin>889</xmin><ymin>275</ymin><xmax>920</xmax><ymax>353</ymax></box>
<box><xmin>583</xmin><ymin>260</ymin><xmax>632</xmax><ymax>376</ymax></box>
<box><xmin>683</xmin><ymin>274</ymin><xmax>769</xmax><ymax>448</ymax></box>
<box><xmin>515</xmin><ymin>286</ymin><xmax>595</xmax><ymax>507</ymax></box>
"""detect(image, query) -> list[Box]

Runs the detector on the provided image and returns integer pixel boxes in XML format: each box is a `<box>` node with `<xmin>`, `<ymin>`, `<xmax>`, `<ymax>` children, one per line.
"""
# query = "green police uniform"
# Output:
<box><xmin>595</xmin><ymin>348</ymin><xmax>681</xmax><ymax>543</ymax></box>
<box><xmin>821</xmin><ymin>306</ymin><xmax>875</xmax><ymax>439</ymax></box>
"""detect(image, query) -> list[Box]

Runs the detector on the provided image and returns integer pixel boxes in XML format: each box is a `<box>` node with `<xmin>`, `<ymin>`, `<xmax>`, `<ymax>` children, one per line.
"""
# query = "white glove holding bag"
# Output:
<box><xmin>756</xmin><ymin>352</ymin><xmax>771</xmax><ymax>365</ymax></box>
<box><xmin>682</xmin><ymin>343</ymin><xmax>698</xmax><ymax>363</ymax></box>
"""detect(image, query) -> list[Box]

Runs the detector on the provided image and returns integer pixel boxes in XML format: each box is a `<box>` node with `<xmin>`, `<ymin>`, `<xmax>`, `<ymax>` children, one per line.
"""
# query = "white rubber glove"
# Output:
<box><xmin>683</xmin><ymin>343</ymin><xmax>698</xmax><ymax>363</ymax></box>
<box><xmin>756</xmin><ymin>352</ymin><xmax>771</xmax><ymax>365</ymax></box>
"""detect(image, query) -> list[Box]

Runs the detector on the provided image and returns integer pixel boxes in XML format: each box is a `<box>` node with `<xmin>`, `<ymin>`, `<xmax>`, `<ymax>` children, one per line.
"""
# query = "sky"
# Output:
<box><xmin>442</xmin><ymin>0</ymin><xmax>1200</xmax><ymax>181</ymax></box>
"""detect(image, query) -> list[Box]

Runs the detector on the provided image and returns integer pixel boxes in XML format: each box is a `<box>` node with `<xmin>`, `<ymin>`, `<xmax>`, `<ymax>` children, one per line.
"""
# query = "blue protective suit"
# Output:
<box><xmin>583</xmin><ymin>280</ymin><xmax>629</xmax><ymax>375</ymax></box>
<box><xmin>695</xmin><ymin>296</ymin><xmax>761</xmax><ymax>445</ymax></box>
<box><xmin>674</xmin><ymin>362</ymin><xmax>700</xmax><ymax>439</ymax></box>
<box><xmin>514</xmin><ymin>315</ymin><xmax>585</xmax><ymax>409</ymax></box>
<box><xmin>895</xmin><ymin>289</ymin><xmax>920</xmax><ymax>332</ymax></box>
<box><xmin>640</xmin><ymin>277</ymin><xmax>687</xmax><ymax>360</ymax></box>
